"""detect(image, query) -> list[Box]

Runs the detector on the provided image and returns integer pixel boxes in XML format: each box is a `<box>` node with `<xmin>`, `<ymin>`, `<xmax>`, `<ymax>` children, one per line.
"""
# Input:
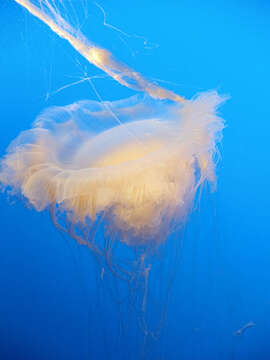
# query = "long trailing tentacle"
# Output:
<box><xmin>14</xmin><ymin>0</ymin><xmax>185</xmax><ymax>103</ymax></box>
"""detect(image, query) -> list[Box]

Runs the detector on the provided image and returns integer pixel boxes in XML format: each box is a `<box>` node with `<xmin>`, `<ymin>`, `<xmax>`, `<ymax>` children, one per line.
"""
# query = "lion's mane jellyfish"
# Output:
<box><xmin>1</xmin><ymin>0</ymin><xmax>226</xmax><ymax>345</ymax></box>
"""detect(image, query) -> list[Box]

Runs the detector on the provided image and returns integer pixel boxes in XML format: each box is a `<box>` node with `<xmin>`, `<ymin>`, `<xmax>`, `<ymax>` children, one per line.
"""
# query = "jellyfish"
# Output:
<box><xmin>0</xmin><ymin>0</ymin><xmax>226</xmax><ymax>348</ymax></box>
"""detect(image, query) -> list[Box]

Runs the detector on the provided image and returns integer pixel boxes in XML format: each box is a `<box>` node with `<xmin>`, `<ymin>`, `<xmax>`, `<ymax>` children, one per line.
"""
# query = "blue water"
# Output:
<box><xmin>0</xmin><ymin>0</ymin><xmax>270</xmax><ymax>359</ymax></box>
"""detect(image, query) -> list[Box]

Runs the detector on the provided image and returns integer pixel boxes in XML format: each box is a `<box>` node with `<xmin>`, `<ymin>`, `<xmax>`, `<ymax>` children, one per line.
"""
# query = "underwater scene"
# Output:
<box><xmin>0</xmin><ymin>1</ymin><xmax>269</xmax><ymax>359</ymax></box>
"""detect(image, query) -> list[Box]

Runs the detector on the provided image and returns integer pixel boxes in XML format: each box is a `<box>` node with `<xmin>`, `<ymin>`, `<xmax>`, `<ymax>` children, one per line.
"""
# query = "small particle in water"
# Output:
<box><xmin>234</xmin><ymin>321</ymin><xmax>255</xmax><ymax>336</ymax></box>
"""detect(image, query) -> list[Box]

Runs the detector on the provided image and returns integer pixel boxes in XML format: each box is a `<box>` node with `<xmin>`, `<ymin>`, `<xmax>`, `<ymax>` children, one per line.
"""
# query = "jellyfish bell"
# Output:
<box><xmin>0</xmin><ymin>92</ymin><xmax>225</xmax><ymax>247</ymax></box>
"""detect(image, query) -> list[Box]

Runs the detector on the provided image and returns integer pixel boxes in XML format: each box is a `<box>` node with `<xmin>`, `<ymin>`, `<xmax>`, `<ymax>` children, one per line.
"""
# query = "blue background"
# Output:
<box><xmin>0</xmin><ymin>0</ymin><xmax>270</xmax><ymax>359</ymax></box>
